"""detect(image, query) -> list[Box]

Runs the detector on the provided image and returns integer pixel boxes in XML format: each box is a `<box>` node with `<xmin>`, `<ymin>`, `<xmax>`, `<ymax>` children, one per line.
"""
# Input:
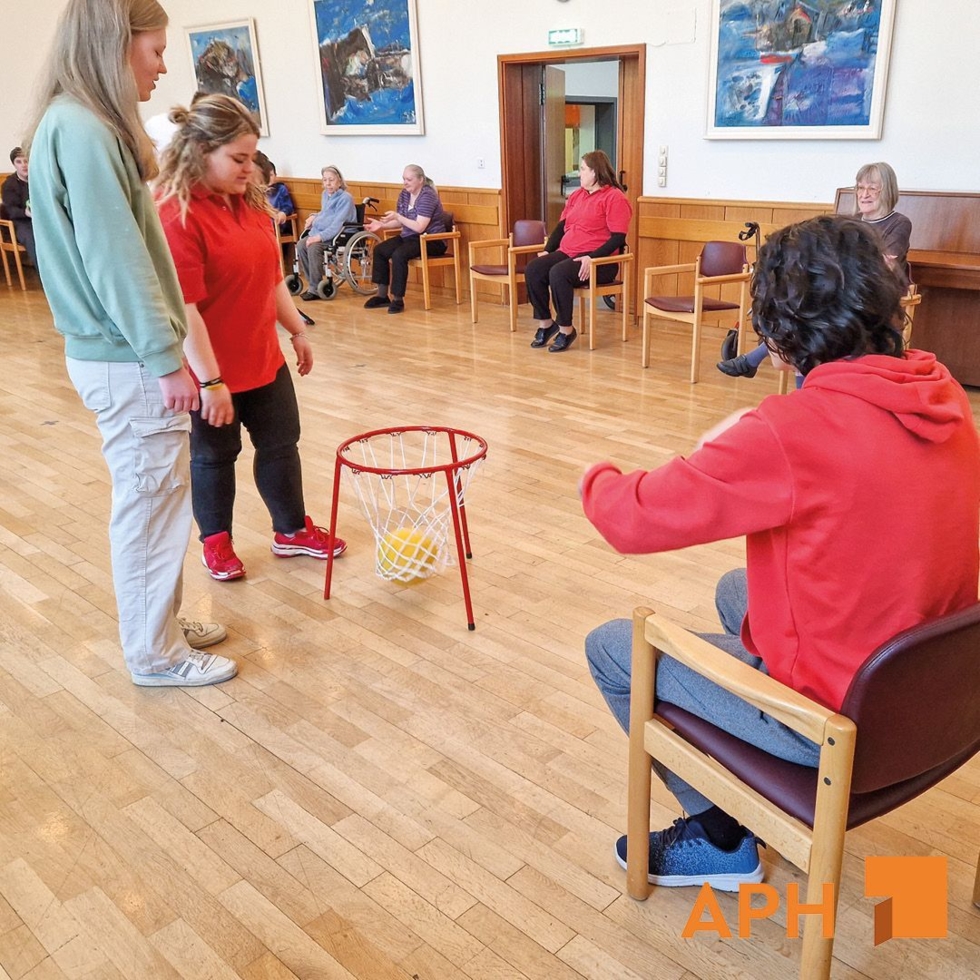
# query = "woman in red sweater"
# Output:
<box><xmin>525</xmin><ymin>150</ymin><xmax>632</xmax><ymax>352</ymax></box>
<box><xmin>156</xmin><ymin>95</ymin><xmax>346</xmax><ymax>581</ymax></box>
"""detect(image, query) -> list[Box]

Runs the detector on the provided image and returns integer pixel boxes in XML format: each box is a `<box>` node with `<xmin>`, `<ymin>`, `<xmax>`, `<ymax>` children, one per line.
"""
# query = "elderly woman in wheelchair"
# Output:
<box><xmin>295</xmin><ymin>166</ymin><xmax>355</xmax><ymax>300</ymax></box>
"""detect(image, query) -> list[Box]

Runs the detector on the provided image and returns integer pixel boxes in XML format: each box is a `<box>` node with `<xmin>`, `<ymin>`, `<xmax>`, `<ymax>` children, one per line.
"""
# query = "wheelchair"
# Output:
<box><xmin>285</xmin><ymin>197</ymin><xmax>381</xmax><ymax>300</ymax></box>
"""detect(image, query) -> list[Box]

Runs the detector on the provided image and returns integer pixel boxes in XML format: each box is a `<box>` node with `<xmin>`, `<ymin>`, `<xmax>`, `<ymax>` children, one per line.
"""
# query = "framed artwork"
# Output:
<box><xmin>706</xmin><ymin>0</ymin><xmax>896</xmax><ymax>140</ymax></box>
<box><xmin>308</xmin><ymin>0</ymin><xmax>425</xmax><ymax>136</ymax></box>
<box><xmin>185</xmin><ymin>19</ymin><xmax>269</xmax><ymax>136</ymax></box>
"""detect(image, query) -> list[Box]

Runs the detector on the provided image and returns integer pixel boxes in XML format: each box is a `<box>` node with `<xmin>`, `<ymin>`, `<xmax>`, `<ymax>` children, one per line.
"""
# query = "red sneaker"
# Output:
<box><xmin>271</xmin><ymin>516</ymin><xmax>347</xmax><ymax>559</ymax></box>
<box><xmin>201</xmin><ymin>531</ymin><xmax>246</xmax><ymax>580</ymax></box>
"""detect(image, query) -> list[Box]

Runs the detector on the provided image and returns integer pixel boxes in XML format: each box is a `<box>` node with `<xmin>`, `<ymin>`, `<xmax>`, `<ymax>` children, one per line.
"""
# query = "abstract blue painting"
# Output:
<box><xmin>309</xmin><ymin>0</ymin><xmax>424</xmax><ymax>135</ymax></box>
<box><xmin>186</xmin><ymin>20</ymin><xmax>268</xmax><ymax>136</ymax></box>
<box><xmin>706</xmin><ymin>0</ymin><xmax>895</xmax><ymax>139</ymax></box>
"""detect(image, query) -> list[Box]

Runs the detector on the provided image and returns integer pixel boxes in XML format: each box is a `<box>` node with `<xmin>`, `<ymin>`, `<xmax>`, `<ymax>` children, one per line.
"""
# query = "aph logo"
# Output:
<box><xmin>864</xmin><ymin>856</ymin><xmax>948</xmax><ymax>945</ymax></box>
<box><xmin>682</xmin><ymin>855</ymin><xmax>948</xmax><ymax>943</ymax></box>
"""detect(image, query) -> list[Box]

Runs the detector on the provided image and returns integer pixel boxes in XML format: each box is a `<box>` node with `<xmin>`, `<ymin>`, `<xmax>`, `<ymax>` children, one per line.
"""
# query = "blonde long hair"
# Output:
<box><xmin>156</xmin><ymin>94</ymin><xmax>271</xmax><ymax>222</ymax></box>
<box><xmin>27</xmin><ymin>0</ymin><xmax>165</xmax><ymax>180</ymax></box>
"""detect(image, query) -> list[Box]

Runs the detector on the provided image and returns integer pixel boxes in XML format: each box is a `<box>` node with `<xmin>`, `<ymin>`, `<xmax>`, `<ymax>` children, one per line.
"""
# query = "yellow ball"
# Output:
<box><xmin>377</xmin><ymin>527</ymin><xmax>437</xmax><ymax>581</ymax></box>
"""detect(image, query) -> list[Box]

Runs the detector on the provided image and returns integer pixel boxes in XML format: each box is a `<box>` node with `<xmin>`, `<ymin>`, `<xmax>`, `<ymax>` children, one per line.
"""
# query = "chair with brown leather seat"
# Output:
<box><xmin>625</xmin><ymin>603</ymin><xmax>980</xmax><ymax>980</ymax></box>
<box><xmin>409</xmin><ymin>211</ymin><xmax>462</xmax><ymax>310</ymax></box>
<box><xmin>641</xmin><ymin>241</ymin><xmax>750</xmax><ymax>381</ymax></box>
<box><xmin>468</xmin><ymin>219</ymin><xmax>547</xmax><ymax>331</ymax></box>
<box><xmin>575</xmin><ymin>247</ymin><xmax>635</xmax><ymax>351</ymax></box>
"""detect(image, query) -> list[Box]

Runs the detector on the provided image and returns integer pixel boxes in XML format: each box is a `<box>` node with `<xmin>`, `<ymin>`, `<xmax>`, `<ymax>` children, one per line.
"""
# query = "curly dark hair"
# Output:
<box><xmin>751</xmin><ymin>215</ymin><xmax>905</xmax><ymax>375</ymax></box>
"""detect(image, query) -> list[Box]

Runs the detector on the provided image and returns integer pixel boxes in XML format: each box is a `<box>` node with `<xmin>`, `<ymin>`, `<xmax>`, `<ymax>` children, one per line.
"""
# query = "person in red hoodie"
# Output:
<box><xmin>582</xmin><ymin>215</ymin><xmax>980</xmax><ymax>891</ymax></box>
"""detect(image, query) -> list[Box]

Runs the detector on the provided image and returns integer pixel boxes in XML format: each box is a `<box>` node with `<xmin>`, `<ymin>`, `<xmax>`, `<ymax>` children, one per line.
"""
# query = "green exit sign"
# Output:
<box><xmin>548</xmin><ymin>28</ymin><xmax>583</xmax><ymax>46</ymax></box>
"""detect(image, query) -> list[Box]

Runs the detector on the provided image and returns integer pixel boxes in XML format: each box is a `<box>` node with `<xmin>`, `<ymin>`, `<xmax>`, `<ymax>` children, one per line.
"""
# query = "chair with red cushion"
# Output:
<box><xmin>641</xmin><ymin>241</ymin><xmax>750</xmax><ymax>381</ymax></box>
<box><xmin>626</xmin><ymin>603</ymin><xmax>980</xmax><ymax>979</ymax></box>
<box><xmin>468</xmin><ymin>219</ymin><xmax>547</xmax><ymax>330</ymax></box>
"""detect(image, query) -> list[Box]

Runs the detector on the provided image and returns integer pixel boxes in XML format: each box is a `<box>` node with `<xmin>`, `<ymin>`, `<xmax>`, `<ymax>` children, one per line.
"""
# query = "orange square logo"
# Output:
<box><xmin>864</xmin><ymin>855</ymin><xmax>948</xmax><ymax>944</ymax></box>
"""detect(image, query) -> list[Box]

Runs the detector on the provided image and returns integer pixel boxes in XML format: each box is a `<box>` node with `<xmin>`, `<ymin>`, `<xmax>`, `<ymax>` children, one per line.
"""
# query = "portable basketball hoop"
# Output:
<box><xmin>323</xmin><ymin>426</ymin><xmax>488</xmax><ymax>629</ymax></box>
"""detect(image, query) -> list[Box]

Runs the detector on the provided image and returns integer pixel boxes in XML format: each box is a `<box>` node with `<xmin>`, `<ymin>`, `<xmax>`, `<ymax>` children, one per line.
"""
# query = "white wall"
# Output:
<box><xmin>3</xmin><ymin>1</ymin><xmax>975</xmax><ymax>202</ymax></box>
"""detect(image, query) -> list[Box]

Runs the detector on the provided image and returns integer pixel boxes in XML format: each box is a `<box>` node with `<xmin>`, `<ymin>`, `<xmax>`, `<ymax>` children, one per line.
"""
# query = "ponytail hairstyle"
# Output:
<box><xmin>581</xmin><ymin>150</ymin><xmax>624</xmax><ymax>191</ymax></box>
<box><xmin>27</xmin><ymin>0</ymin><xmax>166</xmax><ymax>180</ymax></box>
<box><xmin>405</xmin><ymin>163</ymin><xmax>435</xmax><ymax>192</ymax></box>
<box><xmin>156</xmin><ymin>94</ymin><xmax>270</xmax><ymax>222</ymax></box>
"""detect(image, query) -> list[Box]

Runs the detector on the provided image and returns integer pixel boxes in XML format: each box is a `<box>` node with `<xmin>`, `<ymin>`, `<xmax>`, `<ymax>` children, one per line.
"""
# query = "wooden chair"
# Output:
<box><xmin>409</xmin><ymin>211</ymin><xmax>462</xmax><ymax>310</ymax></box>
<box><xmin>468</xmin><ymin>219</ymin><xmax>547</xmax><ymax>331</ymax></box>
<box><xmin>626</xmin><ymin>604</ymin><xmax>980</xmax><ymax>980</ymax></box>
<box><xmin>274</xmin><ymin>213</ymin><xmax>301</xmax><ymax>277</ymax></box>
<box><xmin>900</xmin><ymin>279</ymin><xmax>921</xmax><ymax>346</ymax></box>
<box><xmin>0</xmin><ymin>218</ymin><xmax>28</xmax><ymax>290</ymax></box>
<box><xmin>641</xmin><ymin>241</ymin><xmax>750</xmax><ymax>382</ymax></box>
<box><xmin>576</xmin><ymin>249</ymin><xmax>635</xmax><ymax>350</ymax></box>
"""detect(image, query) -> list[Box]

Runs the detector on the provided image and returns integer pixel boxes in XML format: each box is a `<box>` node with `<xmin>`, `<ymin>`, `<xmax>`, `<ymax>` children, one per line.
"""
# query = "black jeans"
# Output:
<box><xmin>372</xmin><ymin>234</ymin><xmax>447</xmax><ymax>298</ymax></box>
<box><xmin>525</xmin><ymin>250</ymin><xmax>618</xmax><ymax>327</ymax></box>
<box><xmin>190</xmin><ymin>363</ymin><xmax>306</xmax><ymax>539</ymax></box>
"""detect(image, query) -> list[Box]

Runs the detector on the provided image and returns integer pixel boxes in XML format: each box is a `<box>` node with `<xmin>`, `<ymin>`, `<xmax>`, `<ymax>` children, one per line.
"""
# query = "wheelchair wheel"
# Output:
<box><xmin>285</xmin><ymin>273</ymin><xmax>304</xmax><ymax>296</ymax></box>
<box><xmin>341</xmin><ymin>230</ymin><xmax>381</xmax><ymax>295</ymax></box>
<box><xmin>316</xmin><ymin>276</ymin><xmax>338</xmax><ymax>300</ymax></box>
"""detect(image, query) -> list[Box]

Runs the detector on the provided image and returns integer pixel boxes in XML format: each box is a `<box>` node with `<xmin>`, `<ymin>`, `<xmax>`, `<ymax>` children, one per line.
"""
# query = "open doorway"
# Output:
<box><xmin>497</xmin><ymin>45</ymin><xmax>645</xmax><ymax>255</ymax></box>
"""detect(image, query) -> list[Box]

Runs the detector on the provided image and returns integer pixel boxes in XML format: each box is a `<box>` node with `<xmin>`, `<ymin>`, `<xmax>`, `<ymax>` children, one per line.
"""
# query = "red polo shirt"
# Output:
<box><xmin>558</xmin><ymin>185</ymin><xmax>632</xmax><ymax>257</ymax></box>
<box><xmin>158</xmin><ymin>187</ymin><xmax>284</xmax><ymax>393</ymax></box>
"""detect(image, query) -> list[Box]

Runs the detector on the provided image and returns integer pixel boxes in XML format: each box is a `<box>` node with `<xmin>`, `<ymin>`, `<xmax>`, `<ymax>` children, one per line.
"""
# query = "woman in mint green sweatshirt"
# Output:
<box><xmin>28</xmin><ymin>0</ymin><xmax>235</xmax><ymax>687</ymax></box>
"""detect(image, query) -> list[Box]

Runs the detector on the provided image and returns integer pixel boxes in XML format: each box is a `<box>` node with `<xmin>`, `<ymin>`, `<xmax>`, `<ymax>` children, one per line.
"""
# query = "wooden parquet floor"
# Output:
<box><xmin>0</xmin><ymin>277</ymin><xmax>978</xmax><ymax>979</ymax></box>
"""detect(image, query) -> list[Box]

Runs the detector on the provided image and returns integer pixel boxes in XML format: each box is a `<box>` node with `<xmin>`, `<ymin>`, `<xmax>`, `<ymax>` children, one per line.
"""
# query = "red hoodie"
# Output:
<box><xmin>581</xmin><ymin>350</ymin><xmax>980</xmax><ymax>710</ymax></box>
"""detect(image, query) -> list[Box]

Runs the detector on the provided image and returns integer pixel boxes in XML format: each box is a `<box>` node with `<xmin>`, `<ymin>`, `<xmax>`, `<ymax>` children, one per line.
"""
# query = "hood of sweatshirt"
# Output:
<box><xmin>801</xmin><ymin>349</ymin><xmax>968</xmax><ymax>442</ymax></box>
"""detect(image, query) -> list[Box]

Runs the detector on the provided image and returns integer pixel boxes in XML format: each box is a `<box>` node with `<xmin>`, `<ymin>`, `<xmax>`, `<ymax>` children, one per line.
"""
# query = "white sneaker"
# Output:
<box><xmin>179</xmin><ymin>617</ymin><xmax>228</xmax><ymax>649</ymax></box>
<box><xmin>132</xmin><ymin>652</ymin><xmax>238</xmax><ymax>687</ymax></box>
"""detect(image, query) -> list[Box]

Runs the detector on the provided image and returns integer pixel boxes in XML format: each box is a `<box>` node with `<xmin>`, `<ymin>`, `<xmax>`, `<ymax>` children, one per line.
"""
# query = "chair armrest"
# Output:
<box><xmin>697</xmin><ymin>270</ymin><xmax>751</xmax><ymax>286</ymax></box>
<box><xmin>469</xmin><ymin>236</ymin><xmax>510</xmax><ymax>265</ymax></box>
<box><xmin>469</xmin><ymin>236</ymin><xmax>510</xmax><ymax>251</ymax></box>
<box><xmin>508</xmin><ymin>242</ymin><xmax>547</xmax><ymax>256</ymax></box>
<box><xmin>591</xmin><ymin>252</ymin><xmax>633</xmax><ymax>267</ymax></box>
<box><xmin>639</xmin><ymin>609</ymin><xmax>837</xmax><ymax>743</ymax></box>
<box><xmin>421</xmin><ymin>229</ymin><xmax>461</xmax><ymax>243</ymax></box>
<box><xmin>644</xmin><ymin>262</ymin><xmax>696</xmax><ymax>292</ymax></box>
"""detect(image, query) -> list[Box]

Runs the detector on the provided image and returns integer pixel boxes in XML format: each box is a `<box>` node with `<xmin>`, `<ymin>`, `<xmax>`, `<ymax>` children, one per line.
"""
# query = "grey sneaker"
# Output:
<box><xmin>614</xmin><ymin>816</ymin><xmax>763</xmax><ymax>891</ymax></box>
<box><xmin>132</xmin><ymin>652</ymin><xmax>238</xmax><ymax>687</ymax></box>
<box><xmin>179</xmin><ymin>618</ymin><xmax>227</xmax><ymax>649</ymax></box>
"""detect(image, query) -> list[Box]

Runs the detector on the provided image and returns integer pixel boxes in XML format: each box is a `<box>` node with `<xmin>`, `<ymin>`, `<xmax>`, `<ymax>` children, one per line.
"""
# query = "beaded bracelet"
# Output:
<box><xmin>290</xmin><ymin>332</ymin><xmax>306</xmax><ymax>343</ymax></box>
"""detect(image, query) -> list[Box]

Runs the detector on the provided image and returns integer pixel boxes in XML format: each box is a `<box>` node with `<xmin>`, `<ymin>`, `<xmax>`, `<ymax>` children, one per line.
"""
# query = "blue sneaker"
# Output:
<box><xmin>614</xmin><ymin>817</ymin><xmax>763</xmax><ymax>892</ymax></box>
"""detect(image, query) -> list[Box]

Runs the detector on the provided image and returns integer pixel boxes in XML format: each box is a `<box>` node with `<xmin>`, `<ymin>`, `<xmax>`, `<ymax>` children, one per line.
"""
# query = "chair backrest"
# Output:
<box><xmin>699</xmin><ymin>241</ymin><xmax>748</xmax><ymax>278</ymax></box>
<box><xmin>514</xmin><ymin>219</ymin><xmax>547</xmax><ymax>248</ymax></box>
<box><xmin>842</xmin><ymin>602</ymin><xmax>980</xmax><ymax>794</ymax></box>
<box><xmin>354</xmin><ymin>202</ymin><xmax>366</xmax><ymax>225</ymax></box>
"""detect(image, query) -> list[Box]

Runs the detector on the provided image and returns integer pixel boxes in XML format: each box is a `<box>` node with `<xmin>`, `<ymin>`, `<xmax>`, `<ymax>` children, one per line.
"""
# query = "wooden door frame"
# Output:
<box><xmin>497</xmin><ymin>44</ymin><xmax>646</xmax><ymax>260</ymax></box>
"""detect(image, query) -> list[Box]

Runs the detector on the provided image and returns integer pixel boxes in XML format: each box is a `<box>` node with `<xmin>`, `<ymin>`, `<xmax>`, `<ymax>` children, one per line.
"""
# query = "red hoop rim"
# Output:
<box><xmin>335</xmin><ymin>425</ymin><xmax>488</xmax><ymax>476</ymax></box>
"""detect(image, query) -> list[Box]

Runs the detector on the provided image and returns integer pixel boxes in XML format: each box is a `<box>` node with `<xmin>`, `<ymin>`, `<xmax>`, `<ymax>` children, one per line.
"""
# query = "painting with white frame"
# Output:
<box><xmin>706</xmin><ymin>0</ymin><xmax>896</xmax><ymax>140</ymax></box>
<box><xmin>308</xmin><ymin>0</ymin><xmax>425</xmax><ymax>136</ymax></box>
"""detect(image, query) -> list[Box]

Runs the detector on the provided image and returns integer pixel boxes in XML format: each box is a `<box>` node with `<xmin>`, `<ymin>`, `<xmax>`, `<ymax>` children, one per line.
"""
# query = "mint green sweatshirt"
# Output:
<box><xmin>30</xmin><ymin>97</ymin><xmax>187</xmax><ymax>377</ymax></box>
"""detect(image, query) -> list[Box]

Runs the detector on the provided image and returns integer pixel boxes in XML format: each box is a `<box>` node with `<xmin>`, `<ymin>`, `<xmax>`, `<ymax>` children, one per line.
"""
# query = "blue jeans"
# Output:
<box><xmin>190</xmin><ymin>363</ymin><xmax>307</xmax><ymax>539</ymax></box>
<box><xmin>586</xmin><ymin>569</ymin><xmax>820</xmax><ymax>814</ymax></box>
<box><xmin>67</xmin><ymin>358</ymin><xmax>194</xmax><ymax>674</ymax></box>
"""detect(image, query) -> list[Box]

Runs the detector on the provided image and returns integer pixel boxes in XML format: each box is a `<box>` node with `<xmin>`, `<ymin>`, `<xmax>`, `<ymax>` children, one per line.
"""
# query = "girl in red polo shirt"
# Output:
<box><xmin>156</xmin><ymin>94</ymin><xmax>346</xmax><ymax>581</ymax></box>
<box><xmin>526</xmin><ymin>149</ymin><xmax>632</xmax><ymax>352</ymax></box>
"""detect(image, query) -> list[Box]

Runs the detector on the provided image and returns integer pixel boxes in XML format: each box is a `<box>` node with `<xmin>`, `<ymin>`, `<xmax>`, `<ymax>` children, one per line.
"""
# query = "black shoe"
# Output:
<box><xmin>717</xmin><ymin>354</ymin><xmax>758</xmax><ymax>378</ymax></box>
<box><xmin>548</xmin><ymin>328</ymin><xmax>577</xmax><ymax>352</ymax></box>
<box><xmin>301</xmin><ymin>291</ymin><xmax>320</xmax><ymax>302</ymax></box>
<box><xmin>602</xmin><ymin>295</ymin><xmax>617</xmax><ymax>311</ymax></box>
<box><xmin>530</xmin><ymin>323</ymin><xmax>560</xmax><ymax>348</ymax></box>
<box><xmin>364</xmin><ymin>295</ymin><xmax>389</xmax><ymax>309</ymax></box>
<box><xmin>387</xmin><ymin>299</ymin><xmax>405</xmax><ymax>314</ymax></box>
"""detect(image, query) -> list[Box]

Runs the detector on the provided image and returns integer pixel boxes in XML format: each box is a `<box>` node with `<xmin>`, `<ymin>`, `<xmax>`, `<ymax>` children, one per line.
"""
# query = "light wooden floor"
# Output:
<box><xmin>1</xmin><ymin>276</ymin><xmax>978</xmax><ymax>980</ymax></box>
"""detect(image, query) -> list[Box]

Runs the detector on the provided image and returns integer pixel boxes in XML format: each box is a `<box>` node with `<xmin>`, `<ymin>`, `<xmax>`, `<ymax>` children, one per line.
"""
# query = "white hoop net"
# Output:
<box><xmin>340</xmin><ymin>429</ymin><xmax>486</xmax><ymax>583</ymax></box>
